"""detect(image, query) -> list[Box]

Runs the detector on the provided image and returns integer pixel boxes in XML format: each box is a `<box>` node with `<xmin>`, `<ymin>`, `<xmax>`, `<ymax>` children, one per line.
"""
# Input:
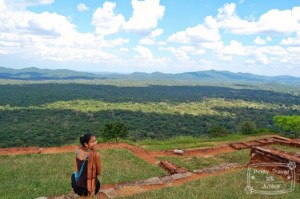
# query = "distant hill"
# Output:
<box><xmin>123</xmin><ymin>70</ymin><xmax>300</xmax><ymax>84</ymax></box>
<box><xmin>0</xmin><ymin>66</ymin><xmax>300</xmax><ymax>84</ymax></box>
<box><xmin>0</xmin><ymin>67</ymin><xmax>103</xmax><ymax>80</ymax></box>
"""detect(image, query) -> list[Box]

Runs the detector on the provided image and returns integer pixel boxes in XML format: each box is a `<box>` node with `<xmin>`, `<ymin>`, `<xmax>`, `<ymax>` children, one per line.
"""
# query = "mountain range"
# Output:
<box><xmin>0</xmin><ymin>66</ymin><xmax>299</xmax><ymax>84</ymax></box>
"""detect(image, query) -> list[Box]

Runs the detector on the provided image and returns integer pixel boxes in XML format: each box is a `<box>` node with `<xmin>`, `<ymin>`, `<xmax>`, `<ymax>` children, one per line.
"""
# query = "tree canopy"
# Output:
<box><xmin>101</xmin><ymin>121</ymin><xmax>129</xmax><ymax>142</ymax></box>
<box><xmin>273</xmin><ymin>115</ymin><xmax>300</xmax><ymax>139</ymax></box>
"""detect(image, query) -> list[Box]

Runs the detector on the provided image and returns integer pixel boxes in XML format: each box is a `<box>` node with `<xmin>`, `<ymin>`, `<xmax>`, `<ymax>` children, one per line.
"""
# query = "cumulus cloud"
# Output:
<box><xmin>217</xmin><ymin>3</ymin><xmax>300</xmax><ymax>35</ymax></box>
<box><xmin>281</xmin><ymin>37</ymin><xmax>300</xmax><ymax>46</ymax></box>
<box><xmin>77</xmin><ymin>3</ymin><xmax>88</xmax><ymax>12</ymax></box>
<box><xmin>1</xmin><ymin>0</ymin><xmax>300</xmax><ymax>75</ymax></box>
<box><xmin>254</xmin><ymin>36</ymin><xmax>271</xmax><ymax>45</ymax></box>
<box><xmin>165</xmin><ymin>2</ymin><xmax>300</xmax><ymax>75</ymax></box>
<box><xmin>134</xmin><ymin>45</ymin><xmax>153</xmax><ymax>59</ymax></box>
<box><xmin>281</xmin><ymin>31</ymin><xmax>300</xmax><ymax>46</ymax></box>
<box><xmin>168</xmin><ymin>20</ymin><xmax>220</xmax><ymax>45</ymax></box>
<box><xmin>254</xmin><ymin>37</ymin><xmax>266</xmax><ymax>45</ymax></box>
<box><xmin>139</xmin><ymin>29</ymin><xmax>163</xmax><ymax>45</ymax></box>
<box><xmin>124</xmin><ymin>0</ymin><xmax>165</xmax><ymax>34</ymax></box>
<box><xmin>92</xmin><ymin>2</ymin><xmax>125</xmax><ymax>36</ymax></box>
<box><xmin>0</xmin><ymin>7</ymin><xmax>76</xmax><ymax>37</ymax></box>
<box><xmin>222</xmin><ymin>40</ymin><xmax>246</xmax><ymax>55</ymax></box>
<box><xmin>0</xmin><ymin>0</ymin><xmax>129</xmax><ymax>63</ymax></box>
<box><xmin>165</xmin><ymin>46</ymin><xmax>205</xmax><ymax>61</ymax></box>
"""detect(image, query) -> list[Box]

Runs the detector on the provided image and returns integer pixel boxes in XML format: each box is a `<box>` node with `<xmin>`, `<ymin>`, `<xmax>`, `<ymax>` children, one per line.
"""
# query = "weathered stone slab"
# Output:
<box><xmin>138</xmin><ymin>177</ymin><xmax>164</xmax><ymax>185</ymax></box>
<box><xmin>193</xmin><ymin>169</ymin><xmax>204</xmax><ymax>174</ymax></box>
<box><xmin>159</xmin><ymin>175</ymin><xmax>173</xmax><ymax>183</ymax></box>
<box><xmin>100</xmin><ymin>188</ymin><xmax>117</xmax><ymax>199</ymax></box>
<box><xmin>171</xmin><ymin>172</ymin><xmax>192</xmax><ymax>180</ymax></box>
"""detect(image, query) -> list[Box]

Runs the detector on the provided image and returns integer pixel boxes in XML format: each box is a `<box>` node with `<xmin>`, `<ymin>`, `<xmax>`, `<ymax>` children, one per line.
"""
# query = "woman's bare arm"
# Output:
<box><xmin>74</xmin><ymin>151</ymin><xmax>78</xmax><ymax>172</ymax></box>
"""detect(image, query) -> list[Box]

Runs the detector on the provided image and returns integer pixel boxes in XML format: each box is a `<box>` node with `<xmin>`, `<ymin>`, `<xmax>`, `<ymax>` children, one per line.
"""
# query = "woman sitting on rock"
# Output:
<box><xmin>72</xmin><ymin>133</ymin><xmax>101</xmax><ymax>198</ymax></box>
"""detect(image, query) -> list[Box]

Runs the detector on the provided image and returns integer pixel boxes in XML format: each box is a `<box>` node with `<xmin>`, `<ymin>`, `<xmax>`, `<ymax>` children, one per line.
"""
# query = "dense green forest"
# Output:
<box><xmin>0</xmin><ymin>80</ymin><xmax>300</xmax><ymax>147</ymax></box>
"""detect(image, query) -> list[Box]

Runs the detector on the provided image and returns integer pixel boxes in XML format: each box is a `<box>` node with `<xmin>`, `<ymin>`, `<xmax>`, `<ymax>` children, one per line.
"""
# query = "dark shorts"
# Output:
<box><xmin>71</xmin><ymin>173</ymin><xmax>101</xmax><ymax>196</ymax></box>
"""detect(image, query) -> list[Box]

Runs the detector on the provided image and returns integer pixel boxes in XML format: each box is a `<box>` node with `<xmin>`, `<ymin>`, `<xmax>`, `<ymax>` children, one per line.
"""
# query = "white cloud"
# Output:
<box><xmin>124</xmin><ymin>0</ymin><xmax>165</xmax><ymax>34</ymax></box>
<box><xmin>281</xmin><ymin>32</ymin><xmax>300</xmax><ymax>46</ymax></box>
<box><xmin>165</xmin><ymin>46</ymin><xmax>205</xmax><ymax>61</ymax></box>
<box><xmin>257</xmin><ymin>8</ymin><xmax>300</xmax><ymax>34</ymax></box>
<box><xmin>0</xmin><ymin>0</ymin><xmax>6</xmax><ymax>10</ymax></box>
<box><xmin>1</xmin><ymin>0</ymin><xmax>300</xmax><ymax>76</ymax></box>
<box><xmin>92</xmin><ymin>2</ymin><xmax>125</xmax><ymax>36</ymax></box>
<box><xmin>164</xmin><ymin>3</ymin><xmax>300</xmax><ymax>75</ymax></box>
<box><xmin>151</xmin><ymin>29</ymin><xmax>163</xmax><ymax>38</ymax></box>
<box><xmin>254</xmin><ymin>36</ymin><xmax>272</xmax><ymax>45</ymax></box>
<box><xmin>222</xmin><ymin>40</ymin><xmax>246</xmax><ymax>55</ymax></box>
<box><xmin>281</xmin><ymin>37</ymin><xmax>300</xmax><ymax>46</ymax></box>
<box><xmin>217</xmin><ymin>3</ymin><xmax>256</xmax><ymax>34</ymax></box>
<box><xmin>0</xmin><ymin>0</ymin><xmax>129</xmax><ymax>63</ymax></box>
<box><xmin>168</xmin><ymin>23</ymin><xmax>220</xmax><ymax>44</ymax></box>
<box><xmin>217</xmin><ymin>3</ymin><xmax>300</xmax><ymax>35</ymax></box>
<box><xmin>168</xmin><ymin>15</ymin><xmax>221</xmax><ymax>48</ymax></box>
<box><xmin>166</xmin><ymin>47</ymin><xmax>190</xmax><ymax>61</ymax></box>
<box><xmin>134</xmin><ymin>45</ymin><xmax>153</xmax><ymax>59</ymax></box>
<box><xmin>139</xmin><ymin>28</ymin><xmax>163</xmax><ymax>45</ymax></box>
<box><xmin>77</xmin><ymin>3</ymin><xmax>88</xmax><ymax>12</ymax></box>
<box><xmin>139</xmin><ymin>38</ymin><xmax>154</xmax><ymax>45</ymax></box>
<box><xmin>119</xmin><ymin>47</ymin><xmax>128</xmax><ymax>52</ymax></box>
<box><xmin>254</xmin><ymin>37</ymin><xmax>266</xmax><ymax>45</ymax></box>
<box><xmin>0</xmin><ymin>7</ymin><xmax>76</xmax><ymax>37</ymax></box>
<box><xmin>245</xmin><ymin>46</ymin><xmax>288</xmax><ymax>65</ymax></box>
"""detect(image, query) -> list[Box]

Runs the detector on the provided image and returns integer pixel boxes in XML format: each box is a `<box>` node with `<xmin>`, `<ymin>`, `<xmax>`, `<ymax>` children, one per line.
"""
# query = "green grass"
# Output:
<box><xmin>137</xmin><ymin>136</ymin><xmax>215</xmax><ymax>151</ymax></box>
<box><xmin>137</xmin><ymin>133</ymin><xmax>277</xmax><ymax>151</ymax></box>
<box><xmin>100</xmin><ymin>149</ymin><xmax>166</xmax><ymax>184</ymax></box>
<box><xmin>0</xmin><ymin>149</ymin><xmax>166</xmax><ymax>199</ymax></box>
<box><xmin>270</xmin><ymin>144</ymin><xmax>300</xmax><ymax>154</ymax></box>
<box><xmin>121</xmin><ymin>169</ymin><xmax>300</xmax><ymax>199</ymax></box>
<box><xmin>158</xmin><ymin>149</ymin><xmax>251</xmax><ymax>170</ymax></box>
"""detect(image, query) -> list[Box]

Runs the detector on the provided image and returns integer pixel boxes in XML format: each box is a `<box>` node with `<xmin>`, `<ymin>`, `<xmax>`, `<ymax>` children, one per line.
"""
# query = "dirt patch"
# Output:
<box><xmin>124</xmin><ymin>144</ymin><xmax>160</xmax><ymax>165</ymax></box>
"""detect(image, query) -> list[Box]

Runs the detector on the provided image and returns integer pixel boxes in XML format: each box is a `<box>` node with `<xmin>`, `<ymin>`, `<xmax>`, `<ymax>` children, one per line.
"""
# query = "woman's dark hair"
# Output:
<box><xmin>80</xmin><ymin>133</ymin><xmax>95</xmax><ymax>146</ymax></box>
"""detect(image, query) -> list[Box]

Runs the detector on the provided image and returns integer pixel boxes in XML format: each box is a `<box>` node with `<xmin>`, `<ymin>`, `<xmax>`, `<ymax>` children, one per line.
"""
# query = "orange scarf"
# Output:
<box><xmin>87</xmin><ymin>149</ymin><xmax>97</xmax><ymax>196</ymax></box>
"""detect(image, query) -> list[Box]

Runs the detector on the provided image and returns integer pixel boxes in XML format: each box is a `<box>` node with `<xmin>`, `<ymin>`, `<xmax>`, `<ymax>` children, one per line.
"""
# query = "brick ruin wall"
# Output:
<box><xmin>249</xmin><ymin>146</ymin><xmax>300</xmax><ymax>182</ymax></box>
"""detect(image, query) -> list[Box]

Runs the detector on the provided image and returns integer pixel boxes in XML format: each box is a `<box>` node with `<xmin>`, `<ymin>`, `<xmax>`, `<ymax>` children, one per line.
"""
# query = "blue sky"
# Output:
<box><xmin>0</xmin><ymin>0</ymin><xmax>300</xmax><ymax>76</ymax></box>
